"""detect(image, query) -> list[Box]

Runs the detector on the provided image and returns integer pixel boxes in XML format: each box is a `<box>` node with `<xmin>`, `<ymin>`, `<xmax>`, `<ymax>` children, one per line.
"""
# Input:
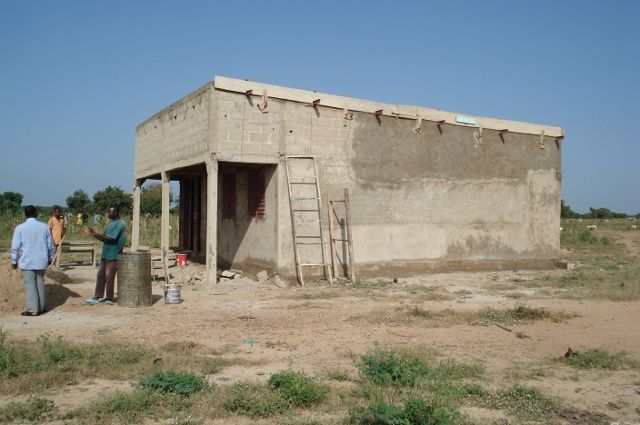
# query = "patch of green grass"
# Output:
<box><xmin>219</xmin><ymin>382</ymin><xmax>289</xmax><ymax>418</ymax></box>
<box><xmin>562</xmin><ymin>349</ymin><xmax>640</xmax><ymax>370</ymax></box>
<box><xmin>358</xmin><ymin>348</ymin><xmax>483</xmax><ymax>388</ymax></box>
<box><xmin>64</xmin><ymin>389</ymin><xmax>188</xmax><ymax>424</ymax></box>
<box><xmin>407</xmin><ymin>306</ymin><xmax>433</xmax><ymax>318</ymax></box>
<box><xmin>346</xmin><ymin>398</ymin><xmax>460</xmax><ymax>425</ymax></box>
<box><xmin>475</xmin><ymin>385</ymin><xmax>556</xmax><ymax>421</ymax></box>
<box><xmin>198</xmin><ymin>357</ymin><xmax>237</xmax><ymax>374</ymax></box>
<box><xmin>475</xmin><ymin>305</ymin><xmax>550</xmax><ymax>325</ymax></box>
<box><xmin>359</xmin><ymin>348</ymin><xmax>431</xmax><ymax>387</ymax></box>
<box><xmin>0</xmin><ymin>333</ymin><xmax>153</xmax><ymax>394</ymax></box>
<box><xmin>138</xmin><ymin>370</ymin><xmax>208</xmax><ymax>396</ymax></box>
<box><xmin>268</xmin><ymin>371</ymin><xmax>330</xmax><ymax>407</ymax></box>
<box><xmin>325</xmin><ymin>367</ymin><xmax>351</xmax><ymax>381</ymax></box>
<box><xmin>0</xmin><ymin>396</ymin><xmax>55</xmax><ymax>423</ymax></box>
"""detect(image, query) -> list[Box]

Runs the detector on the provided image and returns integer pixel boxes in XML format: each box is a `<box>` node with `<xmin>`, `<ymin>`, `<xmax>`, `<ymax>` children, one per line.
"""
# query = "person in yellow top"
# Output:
<box><xmin>76</xmin><ymin>212</ymin><xmax>84</xmax><ymax>226</ymax></box>
<box><xmin>48</xmin><ymin>207</ymin><xmax>66</xmax><ymax>247</ymax></box>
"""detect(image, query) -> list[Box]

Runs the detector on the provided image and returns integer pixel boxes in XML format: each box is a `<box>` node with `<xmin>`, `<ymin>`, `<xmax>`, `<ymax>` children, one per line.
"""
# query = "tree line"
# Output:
<box><xmin>0</xmin><ymin>184</ymin><xmax>174</xmax><ymax>216</ymax></box>
<box><xmin>561</xmin><ymin>200</ymin><xmax>638</xmax><ymax>219</ymax></box>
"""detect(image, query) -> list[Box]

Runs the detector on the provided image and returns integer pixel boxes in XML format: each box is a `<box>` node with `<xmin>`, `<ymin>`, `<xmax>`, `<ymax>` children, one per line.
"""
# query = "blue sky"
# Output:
<box><xmin>0</xmin><ymin>1</ymin><xmax>638</xmax><ymax>214</ymax></box>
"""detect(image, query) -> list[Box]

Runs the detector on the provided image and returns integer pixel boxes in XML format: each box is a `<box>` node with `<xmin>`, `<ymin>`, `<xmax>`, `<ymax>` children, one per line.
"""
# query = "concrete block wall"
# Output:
<box><xmin>135</xmin><ymin>81</ymin><xmax>561</xmax><ymax>279</ymax></box>
<box><xmin>214</xmin><ymin>90</ymin><xmax>281</xmax><ymax>161</ymax></box>
<box><xmin>135</xmin><ymin>84</ymin><xmax>211</xmax><ymax>178</ymax></box>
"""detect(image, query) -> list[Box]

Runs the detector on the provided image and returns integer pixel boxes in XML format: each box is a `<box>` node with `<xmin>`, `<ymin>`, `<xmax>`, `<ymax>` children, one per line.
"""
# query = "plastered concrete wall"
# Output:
<box><xmin>135</xmin><ymin>84</ymin><xmax>211</xmax><ymax>178</ymax></box>
<box><xmin>209</xmin><ymin>92</ymin><xmax>560</xmax><ymax>276</ymax></box>
<box><xmin>216</xmin><ymin>163</ymin><xmax>278</xmax><ymax>272</ymax></box>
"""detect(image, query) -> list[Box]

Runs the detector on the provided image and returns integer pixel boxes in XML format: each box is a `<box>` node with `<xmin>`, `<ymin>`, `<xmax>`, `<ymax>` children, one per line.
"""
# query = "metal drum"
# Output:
<box><xmin>117</xmin><ymin>252</ymin><xmax>152</xmax><ymax>307</ymax></box>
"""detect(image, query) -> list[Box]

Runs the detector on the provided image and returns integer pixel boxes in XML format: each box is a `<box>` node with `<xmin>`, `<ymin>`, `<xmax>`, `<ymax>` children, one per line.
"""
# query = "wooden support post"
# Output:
<box><xmin>206</xmin><ymin>158</ymin><xmax>218</xmax><ymax>285</ymax></box>
<box><xmin>131</xmin><ymin>179</ymin><xmax>142</xmax><ymax>251</ymax></box>
<box><xmin>328</xmin><ymin>200</ymin><xmax>338</xmax><ymax>278</ymax></box>
<box><xmin>161</xmin><ymin>172</ymin><xmax>171</xmax><ymax>256</ymax></box>
<box><xmin>344</xmin><ymin>189</ymin><xmax>356</xmax><ymax>283</ymax></box>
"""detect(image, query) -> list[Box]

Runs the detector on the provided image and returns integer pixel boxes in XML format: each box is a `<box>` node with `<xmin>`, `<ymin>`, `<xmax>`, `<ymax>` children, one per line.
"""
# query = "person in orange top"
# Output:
<box><xmin>48</xmin><ymin>207</ymin><xmax>66</xmax><ymax>247</ymax></box>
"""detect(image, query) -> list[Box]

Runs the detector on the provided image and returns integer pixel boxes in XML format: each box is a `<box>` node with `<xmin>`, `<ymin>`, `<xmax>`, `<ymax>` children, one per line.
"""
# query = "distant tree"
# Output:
<box><xmin>66</xmin><ymin>189</ymin><xmax>92</xmax><ymax>213</ymax></box>
<box><xmin>93</xmin><ymin>186</ymin><xmax>132</xmax><ymax>214</ymax></box>
<box><xmin>587</xmin><ymin>207</ymin><xmax>627</xmax><ymax>219</ymax></box>
<box><xmin>140</xmin><ymin>183</ymin><xmax>173</xmax><ymax>215</ymax></box>
<box><xmin>560</xmin><ymin>200</ymin><xmax>580</xmax><ymax>219</ymax></box>
<box><xmin>0</xmin><ymin>191</ymin><xmax>23</xmax><ymax>214</ymax></box>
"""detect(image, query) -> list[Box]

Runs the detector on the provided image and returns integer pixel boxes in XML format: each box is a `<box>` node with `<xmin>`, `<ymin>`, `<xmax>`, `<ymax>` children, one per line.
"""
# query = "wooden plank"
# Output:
<box><xmin>313</xmin><ymin>159</ymin><xmax>333</xmax><ymax>285</ymax></box>
<box><xmin>284</xmin><ymin>158</ymin><xmax>304</xmax><ymax>287</ymax></box>
<box><xmin>328</xmin><ymin>201</ymin><xmax>338</xmax><ymax>278</ymax></box>
<box><xmin>344</xmin><ymin>189</ymin><xmax>356</xmax><ymax>283</ymax></box>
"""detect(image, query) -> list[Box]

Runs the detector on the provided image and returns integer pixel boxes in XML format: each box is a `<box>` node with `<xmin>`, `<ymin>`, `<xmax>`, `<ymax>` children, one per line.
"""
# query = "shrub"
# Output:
<box><xmin>0</xmin><ymin>396</ymin><xmax>55</xmax><ymax>423</ymax></box>
<box><xmin>359</xmin><ymin>349</ymin><xmax>431</xmax><ymax>387</ymax></box>
<box><xmin>138</xmin><ymin>370</ymin><xmax>207</xmax><ymax>396</ymax></box>
<box><xmin>347</xmin><ymin>398</ymin><xmax>458</xmax><ymax>425</ymax></box>
<box><xmin>220</xmin><ymin>382</ymin><xmax>289</xmax><ymax>418</ymax></box>
<box><xmin>268</xmin><ymin>371</ymin><xmax>329</xmax><ymax>406</ymax></box>
<box><xmin>403</xmin><ymin>398</ymin><xmax>457</xmax><ymax>425</ymax></box>
<box><xmin>346</xmin><ymin>400</ymin><xmax>406</xmax><ymax>425</ymax></box>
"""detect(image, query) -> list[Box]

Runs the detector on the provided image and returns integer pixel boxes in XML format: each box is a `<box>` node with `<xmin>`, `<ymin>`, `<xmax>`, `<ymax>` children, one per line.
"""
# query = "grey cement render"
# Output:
<box><xmin>135</xmin><ymin>80</ymin><xmax>562</xmax><ymax>278</ymax></box>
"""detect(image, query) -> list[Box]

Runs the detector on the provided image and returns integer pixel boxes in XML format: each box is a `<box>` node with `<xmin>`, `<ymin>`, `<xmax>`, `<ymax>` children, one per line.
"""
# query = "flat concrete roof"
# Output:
<box><xmin>137</xmin><ymin>76</ymin><xmax>563</xmax><ymax>138</ymax></box>
<box><xmin>213</xmin><ymin>76</ymin><xmax>563</xmax><ymax>138</ymax></box>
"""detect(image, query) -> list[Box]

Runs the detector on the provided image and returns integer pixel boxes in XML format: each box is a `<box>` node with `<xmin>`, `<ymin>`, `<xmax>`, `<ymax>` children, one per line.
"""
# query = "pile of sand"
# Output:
<box><xmin>0</xmin><ymin>258</ymin><xmax>78</xmax><ymax>313</ymax></box>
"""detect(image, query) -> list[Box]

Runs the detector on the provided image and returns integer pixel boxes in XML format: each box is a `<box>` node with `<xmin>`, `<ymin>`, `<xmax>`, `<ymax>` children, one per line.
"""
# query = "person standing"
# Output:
<box><xmin>48</xmin><ymin>207</ymin><xmax>66</xmax><ymax>269</ymax></box>
<box><xmin>48</xmin><ymin>207</ymin><xmax>66</xmax><ymax>247</ymax></box>
<box><xmin>83</xmin><ymin>205</ymin><xmax>127</xmax><ymax>305</ymax></box>
<box><xmin>11</xmin><ymin>205</ymin><xmax>56</xmax><ymax>316</ymax></box>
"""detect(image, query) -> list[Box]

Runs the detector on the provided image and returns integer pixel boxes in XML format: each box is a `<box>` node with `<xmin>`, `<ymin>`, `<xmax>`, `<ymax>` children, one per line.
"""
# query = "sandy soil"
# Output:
<box><xmin>1</xmin><ymin>231</ymin><xmax>639</xmax><ymax>424</ymax></box>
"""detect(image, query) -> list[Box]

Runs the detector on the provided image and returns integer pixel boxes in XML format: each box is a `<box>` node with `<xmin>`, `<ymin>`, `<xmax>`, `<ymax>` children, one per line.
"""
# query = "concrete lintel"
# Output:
<box><xmin>215</xmin><ymin>151</ymin><xmax>280</xmax><ymax>164</ymax></box>
<box><xmin>136</xmin><ymin>154</ymin><xmax>210</xmax><ymax>181</ymax></box>
<box><xmin>213</xmin><ymin>76</ymin><xmax>563</xmax><ymax>138</ymax></box>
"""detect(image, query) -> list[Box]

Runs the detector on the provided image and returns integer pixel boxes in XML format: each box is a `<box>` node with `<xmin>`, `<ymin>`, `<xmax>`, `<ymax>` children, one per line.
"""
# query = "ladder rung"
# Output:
<box><xmin>295</xmin><ymin>242</ymin><xmax>325</xmax><ymax>245</ymax></box>
<box><xmin>288</xmin><ymin>176</ymin><xmax>316</xmax><ymax>180</ymax></box>
<box><xmin>295</xmin><ymin>219</ymin><xmax>322</xmax><ymax>224</ymax></box>
<box><xmin>292</xmin><ymin>197</ymin><xmax>320</xmax><ymax>200</ymax></box>
<box><xmin>290</xmin><ymin>182</ymin><xmax>317</xmax><ymax>185</ymax></box>
<box><xmin>292</xmin><ymin>209</ymin><xmax>320</xmax><ymax>212</ymax></box>
<box><xmin>296</xmin><ymin>235</ymin><xmax>322</xmax><ymax>238</ymax></box>
<box><xmin>300</xmin><ymin>263</ymin><xmax>330</xmax><ymax>266</ymax></box>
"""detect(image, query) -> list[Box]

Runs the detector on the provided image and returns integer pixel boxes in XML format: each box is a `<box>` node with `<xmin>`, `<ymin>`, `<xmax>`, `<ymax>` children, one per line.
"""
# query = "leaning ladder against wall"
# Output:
<box><xmin>284</xmin><ymin>155</ymin><xmax>333</xmax><ymax>287</ymax></box>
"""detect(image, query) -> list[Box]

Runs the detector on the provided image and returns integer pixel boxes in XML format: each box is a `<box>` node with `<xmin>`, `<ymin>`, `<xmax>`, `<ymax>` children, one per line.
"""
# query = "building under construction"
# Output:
<box><xmin>131</xmin><ymin>77</ymin><xmax>563</xmax><ymax>285</ymax></box>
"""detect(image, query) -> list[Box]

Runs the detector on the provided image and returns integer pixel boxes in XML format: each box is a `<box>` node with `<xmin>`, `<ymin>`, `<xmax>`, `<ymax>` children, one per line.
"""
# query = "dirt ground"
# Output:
<box><xmin>1</xmin><ymin>227</ymin><xmax>639</xmax><ymax>424</ymax></box>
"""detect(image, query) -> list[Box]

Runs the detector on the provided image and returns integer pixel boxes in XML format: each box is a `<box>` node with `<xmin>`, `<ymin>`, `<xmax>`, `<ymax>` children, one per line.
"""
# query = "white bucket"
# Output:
<box><xmin>164</xmin><ymin>285</ymin><xmax>182</xmax><ymax>304</ymax></box>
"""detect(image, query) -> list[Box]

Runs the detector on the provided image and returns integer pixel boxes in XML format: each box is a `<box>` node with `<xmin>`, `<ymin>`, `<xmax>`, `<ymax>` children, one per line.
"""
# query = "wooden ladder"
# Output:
<box><xmin>284</xmin><ymin>155</ymin><xmax>333</xmax><ymax>287</ymax></box>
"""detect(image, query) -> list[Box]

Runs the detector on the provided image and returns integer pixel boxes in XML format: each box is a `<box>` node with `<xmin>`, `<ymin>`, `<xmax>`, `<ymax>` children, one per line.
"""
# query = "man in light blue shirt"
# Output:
<box><xmin>11</xmin><ymin>205</ymin><xmax>56</xmax><ymax>316</ymax></box>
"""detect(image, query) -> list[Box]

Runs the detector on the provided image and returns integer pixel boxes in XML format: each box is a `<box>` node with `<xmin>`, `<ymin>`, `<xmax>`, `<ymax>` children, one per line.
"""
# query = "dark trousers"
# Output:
<box><xmin>95</xmin><ymin>259</ymin><xmax>117</xmax><ymax>299</ymax></box>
